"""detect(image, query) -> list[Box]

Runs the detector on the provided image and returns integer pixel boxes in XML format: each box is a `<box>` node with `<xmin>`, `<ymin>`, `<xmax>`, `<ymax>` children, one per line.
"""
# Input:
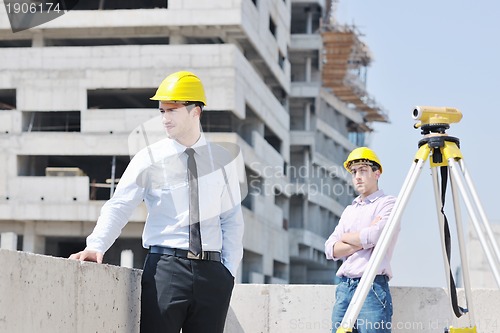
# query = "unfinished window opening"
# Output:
<box><xmin>289</xmin><ymin>149</ymin><xmax>307</xmax><ymax>183</ymax></box>
<box><xmin>0</xmin><ymin>40</ymin><xmax>31</xmax><ymax>48</ymax></box>
<box><xmin>87</xmin><ymin>88</ymin><xmax>157</xmax><ymax>109</ymax></box>
<box><xmin>46</xmin><ymin>37</ymin><xmax>169</xmax><ymax>47</ymax></box>
<box><xmin>45</xmin><ymin>237</ymin><xmax>87</xmax><ymax>261</ymax></box>
<box><xmin>184</xmin><ymin>37</ymin><xmax>224</xmax><ymax>45</ymax></box>
<box><xmin>347</xmin><ymin>121</ymin><xmax>367</xmax><ymax>147</ymax></box>
<box><xmin>289</xmin><ymin>99</ymin><xmax>314</xmax><ymax>131</ymax></box>
<box><xmin>290</xmin><ymin>4</ymin><xmax>322</xmax><ymax>34</ymax></box>
<box><xmin>289</xmin><ymin>195</ymin><xmax>304</xmax><ymax>228</ymax></box>
<box><xmin>0</xmin><ymin>89</ymin><xmax>16</xmax><ymax>110</ymax></box>
<box><xmin>200</xmin><ymin>111</ymin><xmax>237</xmax><ymax>133</ymax></box>
<box><xmin>241</xmin><ymin>250</ymin><xmax>263</xmax><ymax>283</ymax></box>
<box><xmin>73</xmin><ymin>0</ymin><xmax>167</xmax><ymax>10</ymax></box>
<box><xmin>272</xmin><ymin>86</ymin><xmax>287</xmax><ymax>106</ymax></box>
<box><xmin>269</xmin><ymin>16</ymin><xmax>277</xmax><ymax>38</ymax></box>
<box><xmin>45</xmin><ymin>237</ymin><xmax>147</xmax><ymax>268</ymax></box>
<box><xmin>289</xmin><ymin>106</ymin><xmax>303</xmax><ymax>131</ymax></box>
<box><xmin>278</xmin><ymin>50</ymin><xmax>285</xmax><ymax>69</ymax></box>
<box><xmin>22</xmin><ymin>111</ymin><xmax>80</xmax><ymax>132</ymax></box>
<box><xmin>17</xmin><ymin>155</ymin><xmax>130</xmax><ymax>200</ymax></box>
<box><xmin>348</xmin><ymin>131</ymin><xmax>366</xmax><ymax>147</ymax></box>
<box><xmin>239</xmin><ymin>106</ymin><xmax>261</xmax><ymax>146</ymax></box>
<box><xmin>264</xmin><ymin>125</ymin><xmax>282</xmax><ymax>154</ymax></box>
<box><xmin>273</xmin><ymin>260</ymin><xmax>287</xmax><ymax>280</ymax></box>
<box><xmin>242</xmin><ymin>167</ymin><xmax>260</xmax><ymax>211</ymax></box>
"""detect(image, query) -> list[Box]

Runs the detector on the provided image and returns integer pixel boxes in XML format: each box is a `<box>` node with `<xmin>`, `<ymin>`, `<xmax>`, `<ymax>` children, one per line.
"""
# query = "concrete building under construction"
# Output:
<box><xmin>0</xmin><ymin>0</ymin><xmax>388</xmax><ymax>284</ymax></box>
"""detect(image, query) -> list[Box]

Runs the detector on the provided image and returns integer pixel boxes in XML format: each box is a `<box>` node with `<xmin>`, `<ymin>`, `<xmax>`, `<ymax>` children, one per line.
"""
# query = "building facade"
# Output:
<box><xmin>0</xmin><ymin>0</ymin><xmax>387</xmax><ymax>284</ymax></box>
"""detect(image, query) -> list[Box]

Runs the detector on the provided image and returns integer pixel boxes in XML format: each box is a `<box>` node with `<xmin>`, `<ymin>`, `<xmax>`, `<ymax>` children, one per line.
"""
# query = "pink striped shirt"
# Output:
<box><xmin>325</xmin><ymin>190</ymin><xmax>399</xmax><ymax>279</ymax></box>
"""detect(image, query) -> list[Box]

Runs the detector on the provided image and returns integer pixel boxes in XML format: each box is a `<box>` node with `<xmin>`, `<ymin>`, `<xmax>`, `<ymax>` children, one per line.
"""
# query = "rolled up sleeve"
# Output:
<box><xmin>325</xmin><ymin>210</ymin><xmax>350</xmax><ymax>260</ymax></box>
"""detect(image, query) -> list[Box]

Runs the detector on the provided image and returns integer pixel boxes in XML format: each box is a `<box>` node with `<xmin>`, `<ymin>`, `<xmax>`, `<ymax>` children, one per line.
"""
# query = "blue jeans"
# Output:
<box><xmin>332</xmin><ymin>275</ymin><xmax>393</xmax><ymax>333</ymax></box>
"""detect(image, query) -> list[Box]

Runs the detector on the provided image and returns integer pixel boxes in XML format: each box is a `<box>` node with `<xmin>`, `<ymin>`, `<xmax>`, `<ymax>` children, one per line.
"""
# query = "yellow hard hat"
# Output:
<box><xmin>150</xmin><ymin>71</ymin><xmax>207</xmax><ymax>105</ymax></box>
<box><xmin>344</xmin><ymin>147</ymin><xmax>383</xmax><ymax>173</ymax></box>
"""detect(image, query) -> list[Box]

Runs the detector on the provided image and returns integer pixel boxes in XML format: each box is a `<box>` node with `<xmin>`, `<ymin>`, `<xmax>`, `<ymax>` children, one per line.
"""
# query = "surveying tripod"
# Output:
<box><xmin>337</xmin><ymin>106</ymin><xmax>500</xmax><ymax>333</ymax></box>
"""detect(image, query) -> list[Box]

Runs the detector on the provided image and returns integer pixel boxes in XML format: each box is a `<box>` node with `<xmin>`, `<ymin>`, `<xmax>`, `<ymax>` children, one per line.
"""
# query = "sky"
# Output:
<box><xmin>336</xmin><ymin>0</ymin><xmax>500</xmax><ymax>287</ymax></box>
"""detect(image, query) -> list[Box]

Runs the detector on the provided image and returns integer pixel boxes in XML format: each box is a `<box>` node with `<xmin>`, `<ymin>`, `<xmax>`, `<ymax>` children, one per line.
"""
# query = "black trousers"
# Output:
<box><xmin>140</xmin><ymin>253</ymin><xmax>235</xmax><ymax>333</ymax></box>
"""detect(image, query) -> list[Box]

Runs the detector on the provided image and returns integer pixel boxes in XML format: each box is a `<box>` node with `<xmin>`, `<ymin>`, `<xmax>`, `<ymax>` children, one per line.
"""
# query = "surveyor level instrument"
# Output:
<box><xmin>336</xmin><ymin>106</ymin><xmax>500</xmax><ymax>333</ymax></box>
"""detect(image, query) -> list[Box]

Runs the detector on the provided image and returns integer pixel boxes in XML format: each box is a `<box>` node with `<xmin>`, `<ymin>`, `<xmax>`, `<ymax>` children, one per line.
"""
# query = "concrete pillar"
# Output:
<box><xmin>1</xmin><ymin>232</ymin><xmax>17</xmax><ymax>250</ymax></box>
<box><xmin>32</xmin><ymin>31</ymin><xmax>44</xmax><ymax>47</ymax></box>
<box><xmin>290</xmin><ymin>264</ymin><xmax>308</xmax><ymax>283</ymax></box>
<box><xmin>169</xmin><ymin>32</ymin><xmax>186</xmax><ymax>45</ymax></box>
<box><xmin>305</xmin><ymin>57</ymin><xmax>311</xmax><ymax>82</ymax></box>
<box><xmin>263</xmin><ymin>255</ymin><xmax>273</xmax><ymax>278</ymax></box>
<box><xmin>302</xmin><ymin>192</ymin><xmax>309</xmax><ymax>230</ymax></box>
<box><xmin>241</xmin><ymin>119</ymin><xmax>264</xmax><ymax>144</ymax></box>
<box><xmin>304</xmin><ymin>149</ymin><xmax>310</xmax><ymax>182</ymax></box>
<box><xmin>305</xmin><ymin>103</ymin><xmax>311</xmax><ymax>131</ymax></box>
<box><xmin>23</xmin><ymin>221</ymin><xmax>45</xmax><ymax>253</ymax></box>
<box><xmin>305</xmin><ymin>8</ymin><xmax>313</xmax><ymax>34</ymax></box>
<box><xmin>120</xmin><ymin>249</ymin><xmax>134</xmax><ymax>268</ymax></box>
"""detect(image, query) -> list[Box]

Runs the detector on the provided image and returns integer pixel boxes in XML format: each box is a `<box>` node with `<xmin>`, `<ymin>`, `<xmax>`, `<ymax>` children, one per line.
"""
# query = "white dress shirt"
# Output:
<box><xmin>86</xmin><ymin>134</ymin><xmax>245</xmax><ymax>276</ymax></box>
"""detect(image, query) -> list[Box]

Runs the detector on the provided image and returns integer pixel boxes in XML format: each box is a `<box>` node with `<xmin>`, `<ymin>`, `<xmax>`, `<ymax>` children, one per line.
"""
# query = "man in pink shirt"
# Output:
<box><xmin>325</xmin><ymin>147</ymin><xmax>398</xmax><ymax>333</ymax></box>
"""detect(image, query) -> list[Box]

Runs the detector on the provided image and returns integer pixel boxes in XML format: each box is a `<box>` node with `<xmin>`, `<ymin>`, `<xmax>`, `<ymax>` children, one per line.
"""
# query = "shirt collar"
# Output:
<box><xmin>171</xmin><ymin>133</ymin><xmax>207</xmax><ymax>155</ymax></box>
<box><xmin>353</xmin><ymin>189</ymin><xmax>385</xmax><ymax>205</ymax></box>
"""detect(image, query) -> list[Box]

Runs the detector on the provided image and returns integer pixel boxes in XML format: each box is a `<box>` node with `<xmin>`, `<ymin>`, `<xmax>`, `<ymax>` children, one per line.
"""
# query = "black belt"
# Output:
<box><xmin>149</xmin><ymin>246</ymin><xmax>221</xmax><ymax>262</ymax></box>
<box><xmin>339</xmin><ymin>275</ymin><xmax>388</xmax><ymax>285</ymax></box>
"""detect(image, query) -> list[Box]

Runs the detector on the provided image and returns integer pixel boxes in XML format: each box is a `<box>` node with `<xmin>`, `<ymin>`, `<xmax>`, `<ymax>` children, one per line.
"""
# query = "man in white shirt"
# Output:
<box><xmin>70</xmin><ymin>71</ymin><xmax>244</xmax><ymax>333</ymax></box>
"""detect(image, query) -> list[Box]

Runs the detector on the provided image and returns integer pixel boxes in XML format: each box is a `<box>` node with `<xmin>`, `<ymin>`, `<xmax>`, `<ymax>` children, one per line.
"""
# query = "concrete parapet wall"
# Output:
<box><xmin>1</xmin><ymin>249</ymin><xmax>498</xmax><ymax>333</ymax></box>
<box><xmin>0</xmin><ymin>249</ymin><xmax>142</xmax><ymax>333</ymax></box>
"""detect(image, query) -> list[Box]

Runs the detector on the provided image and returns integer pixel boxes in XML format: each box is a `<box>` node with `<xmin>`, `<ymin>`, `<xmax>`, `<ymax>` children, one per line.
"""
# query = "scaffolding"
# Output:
<box><xmin>321</xmin><ymin>9</ymin><xmax>389</xmax><ymax>123</ymax></box>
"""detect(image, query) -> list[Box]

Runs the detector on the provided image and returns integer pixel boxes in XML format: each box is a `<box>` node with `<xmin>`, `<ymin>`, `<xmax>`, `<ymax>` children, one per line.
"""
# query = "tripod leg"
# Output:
<box><xmin>430</xmin><ymin>167</ymin><xmax>455</xmax><ymax>298</ymax></box>
<box><xmin>337</xmin><ymin>157</ymin><xmax>427</xmax><ymax>332</ymax></box>
<box><xmin>458</xmin><ymin>160</ymin><xmax>500</xmax><ymax>266</ymax></box>
<box><xmin>448</xmin><ymin>158</ymin><xmax>500</xmax><ymax>287</ymax></box>
<box><xmin>449</xmin><ymin>169</ymin><xmax>476</xmax><ymax>327</ymax></box>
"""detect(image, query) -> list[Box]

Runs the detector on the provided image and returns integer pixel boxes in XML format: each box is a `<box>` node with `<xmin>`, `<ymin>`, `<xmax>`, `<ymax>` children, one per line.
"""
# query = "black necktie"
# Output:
<box><xmin>185</xmin><ymin>148</ymin><xmax>202</xmax><ymax>256</ymax></box>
